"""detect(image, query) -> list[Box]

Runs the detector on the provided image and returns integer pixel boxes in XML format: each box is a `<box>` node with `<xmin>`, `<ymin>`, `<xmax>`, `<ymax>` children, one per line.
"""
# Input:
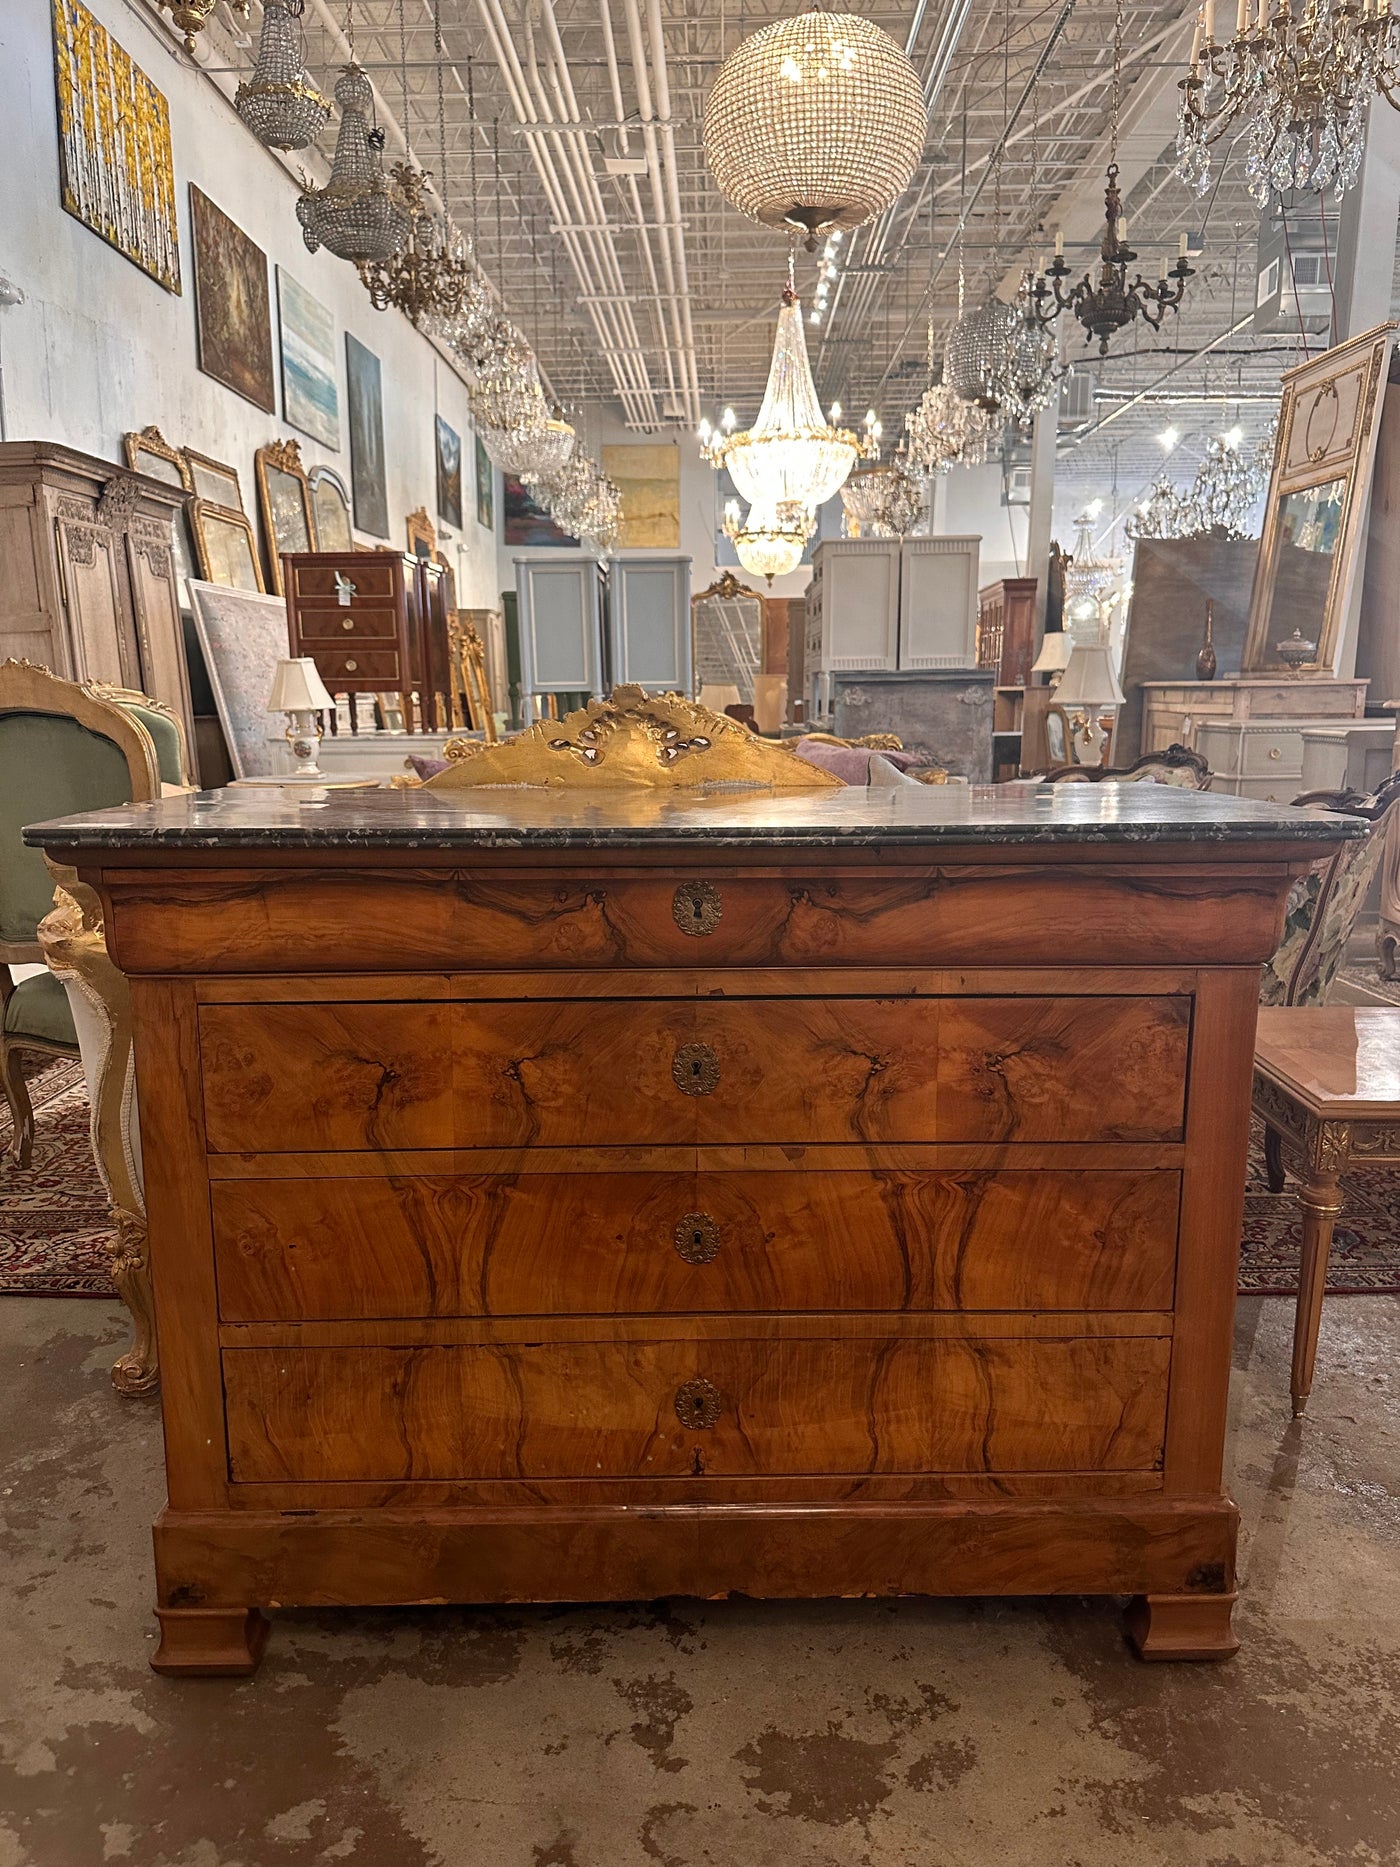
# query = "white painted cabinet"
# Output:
<box><xmin>515</xmin><ymin>555</ymin><xmax>608</xmax><ymax>713</ymax></box>
<box><xmin>899</xmin><ymin>537</ymin><xmax>980</xmax><ymax>668</ymax></box>
<box><xmin>606</xmin><ymin>555</ymin><xmax>692</xmax><ymax>692</ymax></box>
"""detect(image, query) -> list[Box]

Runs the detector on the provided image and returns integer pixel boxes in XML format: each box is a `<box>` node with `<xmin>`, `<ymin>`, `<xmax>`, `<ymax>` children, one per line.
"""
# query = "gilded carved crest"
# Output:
<box><xmin>424</xmin><ymin>685</ymin><xmax>841</xmax><ymax>793</ymax></box>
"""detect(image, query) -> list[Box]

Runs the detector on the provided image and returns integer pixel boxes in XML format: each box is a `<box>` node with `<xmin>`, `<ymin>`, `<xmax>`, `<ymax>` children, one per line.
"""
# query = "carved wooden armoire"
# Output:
<box><xmin>0</xmin><ymin>442</ymin><xmax>194</xmax><ymax>750</ymax></box>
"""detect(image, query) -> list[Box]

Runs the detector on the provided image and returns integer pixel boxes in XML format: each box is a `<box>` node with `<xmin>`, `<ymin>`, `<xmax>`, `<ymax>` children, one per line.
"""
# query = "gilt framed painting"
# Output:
<box><xmin>189</xmin><ymin>186</ymin><xmax>275</xmax><ymax>413</ymax></box>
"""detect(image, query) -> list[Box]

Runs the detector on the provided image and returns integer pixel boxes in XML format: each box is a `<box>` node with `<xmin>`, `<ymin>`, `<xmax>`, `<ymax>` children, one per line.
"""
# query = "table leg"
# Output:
<box><xmin>1292</xmin><ymin>1120</ymin><xmax>1351</xmax><ymax>1418</ymax></box>
<box><xmin>1263</xmin><ymin>1123</ymin><xmax>1286</xmax><ymax>1193</ymax></box>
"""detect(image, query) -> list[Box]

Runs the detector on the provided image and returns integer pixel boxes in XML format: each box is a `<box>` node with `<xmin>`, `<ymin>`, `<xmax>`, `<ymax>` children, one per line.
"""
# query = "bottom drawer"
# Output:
<box><xmin>223</xmin><ymin>1335</ymin><xmax>1170</xmax><ymax>1483</ymax></box>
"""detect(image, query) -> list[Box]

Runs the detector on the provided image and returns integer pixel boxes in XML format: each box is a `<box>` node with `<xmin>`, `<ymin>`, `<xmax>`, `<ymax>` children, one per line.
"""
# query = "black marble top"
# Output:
<box><xmin>24</xmin><ymin>783</ymin><xmax>1366</xmax><ymax>855</ymax></box>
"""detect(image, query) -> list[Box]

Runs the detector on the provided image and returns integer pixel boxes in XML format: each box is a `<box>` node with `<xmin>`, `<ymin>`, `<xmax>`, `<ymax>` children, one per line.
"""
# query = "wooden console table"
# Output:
<box><xmin>1253</xmin><ymin>1007</ymin><xmax>1400</xmax><ymax>1416</ymax></box>
<box><xmin>30</xmin><ymin>764</ymin><xmax>1358</xmax><ymax>1674</ymax></box>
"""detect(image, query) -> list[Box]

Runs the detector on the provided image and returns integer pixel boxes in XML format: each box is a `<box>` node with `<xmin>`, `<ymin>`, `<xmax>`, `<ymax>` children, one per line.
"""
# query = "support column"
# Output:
<box><xmin>1025</xmin><ymin>402</ymin><xmax>1058</xmax><ymax>647</ymax></box>
<box><xmin>1333</xmin><ymin>99</ymin><xmax>1400</xmax><ymax>341</ymax></box>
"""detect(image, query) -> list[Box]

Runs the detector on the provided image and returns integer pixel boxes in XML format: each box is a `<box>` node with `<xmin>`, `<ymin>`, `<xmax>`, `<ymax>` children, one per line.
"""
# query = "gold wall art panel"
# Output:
<box><xmin>601</xmin><ymin>443</ymin><xmax>681</xmax><ymax>548</ymax></box>
<box><xmin>52</xmin><ymin>0</ymin><xmax>180</xmax><ymax>294</ymax></box>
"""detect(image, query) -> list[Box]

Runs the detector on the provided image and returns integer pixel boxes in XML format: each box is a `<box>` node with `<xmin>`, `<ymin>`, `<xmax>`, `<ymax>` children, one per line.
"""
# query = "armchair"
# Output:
<box><xmin>1</xmin><ymin>659</ymin><xmax>190</xmax><ymax>1395</ymax></box>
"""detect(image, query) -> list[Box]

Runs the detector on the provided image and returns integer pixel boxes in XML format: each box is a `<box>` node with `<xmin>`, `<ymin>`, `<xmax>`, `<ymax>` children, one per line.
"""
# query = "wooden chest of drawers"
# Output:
<box><xmin>31</xmin><ymin>785</ymin><xmax>1357</xmax><ymax>1675</ymax></box>
<box><xmin>282</xmin><ymin>550</ymin><xmax>451</xmax><ymax>727</ymax></box>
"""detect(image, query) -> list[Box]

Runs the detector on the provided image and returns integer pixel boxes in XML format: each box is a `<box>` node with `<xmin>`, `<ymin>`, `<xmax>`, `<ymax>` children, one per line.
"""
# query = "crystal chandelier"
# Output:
<box><xmin>702</xmin><ymin>10</ymin><xmax>927</xmax><ymax>248</ymax></box>
<box><xmin>841</xmin><ymin>460</ymin><xmax>925</xmax><ymax>537</ymax></box>
<box><xmin>724</xmin><ymin>498</ymin><xmax>813</xmax><ymax>584</ymax></box>
<box><xmin>358</xmin><ymin>164</ymin><xmax>472</xmax><ymax>328</ymax></box>
<box><xmin>840</xmin><ymin>468</ymin><xmax>885</xmax><ymax>535</ymax></box>
<box><xmin>539</xmin><ymin>454</ymin><xmax>622</xmax><ymax>551</ymax></box>
<box><xmin>947</xmin><ymin>299</ymin><xmax>1019</xmax><ymax>412</ymax></box>
<box><xmin>1029</xmin><ymin>0</ymin><xmax>1194</xmax><ymax>355</ymax></box>
<box><xmin>904</xmin><ymin>359</ymin><xmax>998</xmax><ymax>474</ymax></box>
<box><xmin>236</xmin><ymin>0</ymin><xmax>330</xmax><ymax>152</ymax></box>
<box><xmin>297</xmin><ymin>66</ymin><xmax>410</xmax><ymax>263</ymax></box>
<box><xmin>1180</xmin><ymin>433</ymin><xmax>1262</xmax><ymax>538</ymax></box>
<box><xmin>519</xmin><ymin>414</ymin><xmax>577</xmax><ymax>487</ymax></box>
<box><xmin>947</xmin><ymin>286</ymin><xmax>1062</xmax><ymax>432</ymax></box>
<box><xmin>1063</xmin><ymin>514</ymin><xmax>1117</xmax><ymax>628</ymax></box>
<box><xmin>700</xmin><ymin>282</ymin><xmax>877</xmax><ymax>512</ymax></box>
<box><xmin>1125</xmin><ymin>474</ymin><xmax>1192</xmax><ymax>541</ymax></box>
<box><xmin>1177</xmin><ymin>0</ymin><xmax>1400</xmax><ymax>203</ymax></box>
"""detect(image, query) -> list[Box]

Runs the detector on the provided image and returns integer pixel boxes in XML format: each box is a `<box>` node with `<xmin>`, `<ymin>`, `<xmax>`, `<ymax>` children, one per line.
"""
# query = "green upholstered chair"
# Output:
<box><xmin>1</xmin><ymin>661</ymin><xmax>183</xmax><ymax>1167</ymax></box>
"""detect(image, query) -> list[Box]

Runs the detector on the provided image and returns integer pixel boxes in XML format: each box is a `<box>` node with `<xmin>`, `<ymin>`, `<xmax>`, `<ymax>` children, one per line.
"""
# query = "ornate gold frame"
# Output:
<box><xmin>448</xmin><ymin>614</ymin><xmax>498</xmax><ymax>741</ymax></box>
<box><xmin>181</xmin><ymin>446</ymin><xmax>245</xmax><ymax>513</ymax></box>
<box><xmin>255</xmin><ymin>439</ymin><xmax>316</xmax><ymax>595</ymax></box>
<box><xmin>426</xmin><ymin>685</ymin><xmax>840</xmax><ymax>792</ymax></box>
<box><xmin>406</xmin><ymin>505</ymin><xmax>436</xmax><ymax>560</ymax></box>
<box><xmin>1243</xmin><ymin>321</ymin><xmax>1397</xmax><ymax>675</ymax></box>
<box><xmin>123</xmin><ymin>424</ymin><xmax>194</xmax><ymax>490</ymax></box>
<box><xmin>690</xmin><ymin>571</ymin><xmax>773</xmax><ymax>702</ymax></box>
<box><xmin>189</xmin><ymin>498</ymin><xmax>265</xmax><ymax>593</ymax></box>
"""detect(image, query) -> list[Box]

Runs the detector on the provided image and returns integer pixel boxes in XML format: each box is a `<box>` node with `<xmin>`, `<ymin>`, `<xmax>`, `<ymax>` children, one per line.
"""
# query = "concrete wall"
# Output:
<box><xmin>0</xmin><ymin>0</ymin><xmax>500</xmax><ymax>607</ymax></box>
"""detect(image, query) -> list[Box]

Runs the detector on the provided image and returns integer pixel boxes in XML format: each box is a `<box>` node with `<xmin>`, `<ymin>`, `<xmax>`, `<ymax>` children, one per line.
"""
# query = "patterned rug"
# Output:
<box><xmin>1239</xmin><ymin>1117</ymin><xmax>1400</xmax><ymax>1297</ymax></box>
<box><xmin>1337</xmin><ymin>960</ymin><xmax>1400</xmax><ymax>1008</ymax></box>
<box><xmin>0</xmin><ymin>1058</ymin><xmax>113</xmax><ymax>1295</ymax></box>
<box><xmin>2</xmin><ymin>1061</ymin><xmax>1396</xmax><ymax>1302</ymax></box>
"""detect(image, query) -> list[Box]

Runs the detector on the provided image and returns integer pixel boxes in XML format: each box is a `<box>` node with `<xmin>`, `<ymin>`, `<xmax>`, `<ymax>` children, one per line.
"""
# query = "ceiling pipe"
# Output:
<box><xmin>642</xmin><ymin>0</ymin><xmax>702</xmax><ymax>423</ymax></box>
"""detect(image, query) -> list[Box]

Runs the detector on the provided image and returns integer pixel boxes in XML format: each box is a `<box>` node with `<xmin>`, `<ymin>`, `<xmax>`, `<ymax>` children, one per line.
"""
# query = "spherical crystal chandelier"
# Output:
<box><xmin>702</xmin><ymin>10</ymin><xmax>927</xmax><ymax>247</ymax></box>
<box><xmin>700</xmin><ymin>284</ymin><xmax>877</xmax><ymax>513</ymax></box>
<box><xmin>1177</xmin><ymin>0</ymin><xmax>1400</xmax><ymax>203</ymax></box>
<box><xmin>724</xmin><ymin>497</ymin><xmax>813</xmax><ymax>584</ymax></box>
<box><xmin>297</xmin><ymin>66</ymin><xmax>410</xmax><ymax>264</ymax></box>
<box><xmin>236</xmin><ymin>0</ymin><xmax>330</xmax><ymax>152</ymax></box>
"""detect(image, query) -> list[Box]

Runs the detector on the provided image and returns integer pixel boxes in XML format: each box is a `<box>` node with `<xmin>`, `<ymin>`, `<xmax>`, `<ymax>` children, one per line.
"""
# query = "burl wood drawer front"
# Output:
<box><xmin>211</xmin><ymin>1169</ymin><xmax>1181</xmax><ymax>1321</ymax></box>
<box><xmin>199</xmin><ymin>997</ymin><xmax>1189</xmax><ymax>1152</ymax></box>
<box><xmin>222</xmin><ymin>1336</ymin><xmax>1170</xmax><ymax>1482</ymax></box>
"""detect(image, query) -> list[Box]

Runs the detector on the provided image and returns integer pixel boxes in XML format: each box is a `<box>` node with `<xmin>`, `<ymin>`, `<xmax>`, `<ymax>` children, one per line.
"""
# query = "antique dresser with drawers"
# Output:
<box><xmin>282</xmin><ymin>549</ymin><xmax>451</xmax><ymax>730</ymax></box>
<box><xmin>29</xmin><ymin>729</ymin><xmax>1357</xmax><ymax>1676</ymax></box>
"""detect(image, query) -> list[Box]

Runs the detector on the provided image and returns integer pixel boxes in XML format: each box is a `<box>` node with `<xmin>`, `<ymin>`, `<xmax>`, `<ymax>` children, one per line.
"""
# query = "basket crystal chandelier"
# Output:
<box><xmin>235</xmin><ymin>0</ymin><xmax>329</xmax><ymax>151</ymax></box>
<box><xmin>723</xmin><ymin>498</ymin><xmax>813</xmax><ymax>583</ymax></box>
<box><xmin>297</xmin><ymin>66</ymin><xmax>410</xmax><ymax>263</ymax></box>
<box><xmin>1177</xmin><ymin>0</ymin><xmax>1400</xmax><ymax>203</ymax></box>
<box><xmin>702</xmin><ymin>10</ymin><xmax>928</xmax><ymax>247</ymax></box>
<box><xmin>700</xmin><ymin>284</ymin><xmax>878</xmax><ymax>513</ymax></box>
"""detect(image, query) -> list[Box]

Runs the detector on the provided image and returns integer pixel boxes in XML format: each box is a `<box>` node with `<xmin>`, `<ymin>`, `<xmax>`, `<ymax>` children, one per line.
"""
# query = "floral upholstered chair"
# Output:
<box><xmin>1</xmin><ymin>659</ymin><xmax>190</xmax><ymax>1396</ymax></box>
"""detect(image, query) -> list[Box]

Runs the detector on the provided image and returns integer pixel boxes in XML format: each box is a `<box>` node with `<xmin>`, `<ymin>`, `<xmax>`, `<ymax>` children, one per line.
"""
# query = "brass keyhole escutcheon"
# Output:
<box><xmin>672</xmin><ymin>1042</ymin><xmax>720</xmax><ymax>1097</ymax></box>
<box><xmin>675</xmin><ymin>1376</ymin><xmax>722</xmax><ymax>1431</ymax></box>
<box><xmin>674</xmin><ymin>1211</ymin><xmax>720</xmax><ymax>1264</ymax></box>
<box><xmin>672</xmin><ymin>880</ymin><xmax>723</xmax><ymax>936</ymax></box>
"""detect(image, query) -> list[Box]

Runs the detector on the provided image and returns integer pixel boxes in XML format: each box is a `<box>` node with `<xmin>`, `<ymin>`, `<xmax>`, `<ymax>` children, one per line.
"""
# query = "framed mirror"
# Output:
<box><xmin>308</xmin><ymin>465</ymin><xmax>354</xmax><ymax>552</ymax></box>
<box><xmin>691</xmin><ymin>571</ymin><xmax>765</xmax><ymax>703</ymax></box>
<box><xmin>406</xmin><ymin>505</ymin><xmax>436</xmax><ymax>560</ymax></box>
<box><xmin>1243</xmin><ymin>321</ymin><xmax>1396</xmax><ymax>675</ymax></box>
<box><xmin>182</xmin><ymin>448</ymin><xmax>245</xmax><ymax>513</ymax></box>
<box><xmin>124</xmin><ymin>425</ymin><xmax>199</xmax><ymax>600</ymax></box>
<box><xmin>190</xmin><ymin>500</ymin><xmax>265</xmax><ymax>593</ymax></box>
<box><xmin>255</xmin><ymin>440</ymin><xmax>315</xmax><ymax>594</ymax></box>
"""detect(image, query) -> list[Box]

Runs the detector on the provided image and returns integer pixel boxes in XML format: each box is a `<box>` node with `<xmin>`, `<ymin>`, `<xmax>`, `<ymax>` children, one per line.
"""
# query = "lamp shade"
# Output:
<box><xmin>1054</xmin><ymin>642</ymin><xmax>1124</xmax><ymax>709</ymax></box>
<box><xmin>1029</xmin><ymin>630</ymin><xmax>1074</xmax><ymax>676</ymax></box>
<box><xmin>268</xmin><ymin>656</ymin><xmax>335</xmax><ymax>713</ymax></box>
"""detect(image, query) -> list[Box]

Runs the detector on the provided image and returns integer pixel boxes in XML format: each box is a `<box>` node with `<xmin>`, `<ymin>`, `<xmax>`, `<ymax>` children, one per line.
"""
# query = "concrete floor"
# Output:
<box><xmin>1</xmin><ymin>1295</ymin><xmax>1397</xmax><ymax>1867</ymax></box>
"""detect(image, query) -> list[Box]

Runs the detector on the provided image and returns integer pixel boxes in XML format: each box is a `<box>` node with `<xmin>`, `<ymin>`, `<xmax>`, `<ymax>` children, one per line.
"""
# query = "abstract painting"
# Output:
<box><xmin>504</xmin><ymin>474</ymin><xmax>577</xmax><ymax>547</ymax></box>
<box><xmin>602</xmin><ymin>442</ymin><xmax>680</xmax><ymax>547</ymax></box>
<box><xmin>436</xmin><ymin>416</ymin><xmax>463</xmax><ymax>531</ymax></box>
<box><xmin>187</xmin><ymin>581</ymin><xmax>291</xmax><ymax>778</ymax></box>
<box><xmin>52</xmin><ymin>0</ymin><xmax>180</xmax><ymax>293</ymax></box>
<box><xmin>277</xmin><ymin>269</ymin><xmax>339</xmax><ymax>448</ymax></box>
<box><xmin>346</xmin><ymin>333</ymin><xmax>389</xmax><ymax>539</ymax></box>
<box><xmin>475</xmin><ymin>434</ymin><xmax>494</xmax><ymax>532</ymax></box>
<box><xmin>189</xmin><ymin>186</ymin><xmax>274</xmax><ymax>412</ymax></box>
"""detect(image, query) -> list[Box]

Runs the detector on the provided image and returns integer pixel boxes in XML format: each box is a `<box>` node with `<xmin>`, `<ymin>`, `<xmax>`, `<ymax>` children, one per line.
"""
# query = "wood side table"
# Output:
<box><xmin>1252</xmin><ymin>1007</ymin><xmax>1400</xmax><ymax>1417</ymax></box>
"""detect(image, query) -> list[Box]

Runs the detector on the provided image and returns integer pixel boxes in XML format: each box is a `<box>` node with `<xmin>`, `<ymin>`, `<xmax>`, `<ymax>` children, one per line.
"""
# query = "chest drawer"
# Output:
<box><xmin>295</xmin><ymin>607</ymin><xmax>401</xmax><ymax>643</ymax></box>
<box><xmin>309</xmin><ymin>647</ymin><xmax>402</xmax><ymax>687</ymax></box>
<box><xmin>211</xmin><ymin>1167</ymin><xmax>1181</xmax><ymax>1320</ymax></box>
<box><xmin>198</xmin><ymin>995</ymin><xmax>1190</xmax><ymax>1151</ymax></box>
<box><xmin>222</xmin><ymin>1334</ymin><xmax>1171</xmax><ymax>1483</ymax></box>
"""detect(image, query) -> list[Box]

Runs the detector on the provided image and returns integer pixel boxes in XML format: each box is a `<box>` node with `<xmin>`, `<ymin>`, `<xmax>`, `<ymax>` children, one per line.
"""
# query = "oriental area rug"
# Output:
<box><xmin>1</xmin><ymin>1063</ymin><xmax>1397</xmax><ymax>1301</ymax></box>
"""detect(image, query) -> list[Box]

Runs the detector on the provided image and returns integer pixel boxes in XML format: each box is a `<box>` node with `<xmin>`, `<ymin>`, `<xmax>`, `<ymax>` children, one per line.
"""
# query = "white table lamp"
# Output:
<box><xmin>1029</xmin><ymin>630</ymin><xmax>1074</xmax><ymax>684</ymax></box>
<box><xmin>1055</xmin><ymin>641</ymin><xmax>1125</xmax><ymax>765</ymax></box>
<box><xmin>268</xmin><ymin>657</ymin><xmax>335</xmax><ymax>776</ymax></box>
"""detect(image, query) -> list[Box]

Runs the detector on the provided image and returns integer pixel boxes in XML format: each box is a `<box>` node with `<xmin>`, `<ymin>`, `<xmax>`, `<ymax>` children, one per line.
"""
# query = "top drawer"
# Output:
<box><xmin>291</xmin><ymin>560</ymin><xmax>399</xmax><ymax>602</ymax></box>
<box><xmin>199</xmin><ymin>993</ymin><xmax>1190</xmax><ymax>1152</ymax></box>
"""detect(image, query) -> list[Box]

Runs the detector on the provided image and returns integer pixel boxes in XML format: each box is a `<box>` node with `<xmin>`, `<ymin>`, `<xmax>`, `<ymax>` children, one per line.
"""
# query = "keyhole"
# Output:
<box><xmin>691</xmin><ymin>1059</ymin><xmax>702</xmax><ymax>1079</ymax></box>
<box><xmin>691</xmin><ymin>897</ymin><xmax>703</xmax><ymax>921</ymax></box>
<box><xmin>692</xmin><ymin>1229</ymin><xmax>703</xmax><ymax>1247</ymax></box>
